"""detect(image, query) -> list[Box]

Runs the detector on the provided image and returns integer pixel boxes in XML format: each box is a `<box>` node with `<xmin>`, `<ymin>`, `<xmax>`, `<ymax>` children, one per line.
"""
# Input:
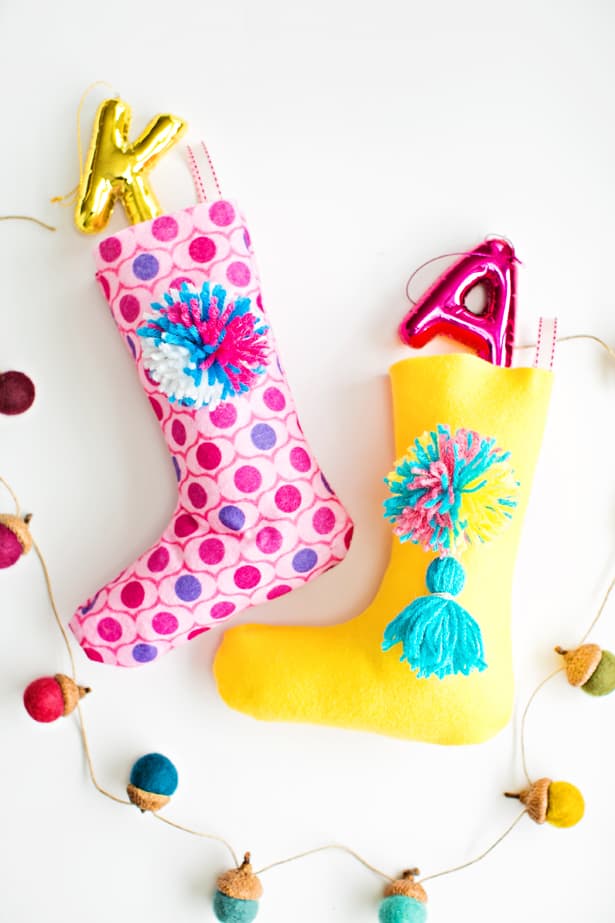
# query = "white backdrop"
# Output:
<box><xmin>2</xmin><ymin>1</ymin><xmax>614</xmax><ymax>920</ymax></box>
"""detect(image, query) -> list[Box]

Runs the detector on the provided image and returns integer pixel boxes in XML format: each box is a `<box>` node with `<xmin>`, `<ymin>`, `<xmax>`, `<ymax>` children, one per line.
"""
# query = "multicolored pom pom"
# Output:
<box><xmin>213</xmin><ymin>853</ymin><xmax>262</xmax><ymax>922</ymax></box>
<box><xmin>506</xmin><ymin>778</ymin><xmax>585</xmax><ymax>828</ymax></box>
<box><xmin>556</xmin><ymin>644</ymin><xmax>615</xmax><ymax>696</ymax></box>
<box><xmin>382</xmin><ymin>425</ymin><xmax>519</xmax><ymax>679</ymax></box>
<box><xmin>23</xmin><ymin>674</ymin><xmax>90</xmax><ymax>723</ymax></box>
<box><xmin>127</xmin><ymin>752</ymin><xmax>178</xmax><ymax>812</ymax></box>
<box><xmin>384</xmin><ymin>424</ymin><xmax>519</xmax><ymax>555</ymax></box>
<box><xmin>378</xmin><ymin>870</ymin><xmax>427</xmax><ymax>923</ymax></box>
<box><xmin>0</xmin><ymin>512</ymin><xmax>32</xmax><ymax>569</ymax></box>
<box><xmin>138</xmin><ymin>282</ymin><xmax>268</xmax><ymax>409</ymax></box>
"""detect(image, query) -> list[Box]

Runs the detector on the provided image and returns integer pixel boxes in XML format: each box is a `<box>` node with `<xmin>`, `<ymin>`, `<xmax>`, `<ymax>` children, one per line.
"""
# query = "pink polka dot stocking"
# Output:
<box><xmin>69</xmin><ymin>199</ymin><xmax>353</xmax><ymax>667</ymax></box>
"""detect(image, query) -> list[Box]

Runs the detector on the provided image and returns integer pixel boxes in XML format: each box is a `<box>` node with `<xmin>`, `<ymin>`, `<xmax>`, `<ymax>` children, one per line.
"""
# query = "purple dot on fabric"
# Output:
<box><xmin>175</xmin><ymin>513</ymin><xmax>198</xmax><ymax>538</ymax></box>
<box><xmin>152</xmin><ymin>612</ymin><xmax>178</xmax><ymax>635</ymax></box>
<box><xmin>313</xmin><ymin>507</ymin><xmax>335</xmax><ymax>535</ymax></box>
<box><xmin>211</xmin><ymin>601</ymin><xmax>236</xmax><ymax>620</ymax></box>
<box><xmin>172</xmin><ymin>457</ymin><xmax>181</xmax><ymax>481</ymax></box>
<box><xmin>275</xmin><ymin>485</ymin><xmax>301</xmax><ymax>512</ymax></box>
<box><xmin>234</xmin><ymin>465</ymin><xmax>262</xmax><ymax>493</ymax></box>
<box><xmin>234</xmin><ymin>565</ymin><xmax>261</xmax><ymax>589</ymax></box>
<box><xmin>292</xmin><ymin>549</ymin><xmax>318</xmax><ymax>573</ymax></box>
<box><xmin>251</xmin><ymin>423</ymin><xmax>276</xmax><ymax>450</ymax></box>
<box><xmin>132</xmin><ymin>643</ymin><xmax>158</xmax><ymax>663</ymax></box>
<box><xmin>149</xmin><ymin>397</ymin><xmax>163</xmax><ymax>420</ymax></box>
<box><xmin>197</xmin><ymin>442</ymin><xmax>222</xmax><ymax>470</ymax></box>
<box><xmin>120</xmin><ymin>294</ymin><xmax>140</xmax><ymax>323</ymax></box>
<box><xmin>321</xmin><ymin>472</ymin><xmax>333</xmax><ymax>493</ymax></box>
<box><xmin>175</xmin><ymin>574</ymin><xmax>202</xmax><ymax>602</ymax></box>
<box><xmin>226</xmin><ymin>261</ymin><xmax>251</xmax><ymax>287</ymax></box>
<box><xmin>290</xmin><ymin>447</ymin><xmax>311</xmax><ymax>472</ymax></box>
<box><xmin>132</xmin><ymin>253</ymin><xmax>159</xmax><ymax>280</ymax></box>
<box><xmin>219</xmin><ymin>505</ymin><xmax>245</xmax><ymax>531</ymax></box>
<box><xmin>199</xmin><ymin>538</ymin><xmax>225</xmax><ymax>565</ymax></box>
<box><xmin>188</xmin><ymin>483</ymin><xmax>207</xmax><ymax>508</ymax></box>
<box><xmin>256</xmin><ymin>526</ymin><xmax>283</xmax><ymax>554</ymax></box>
<box><xmin>121</xmin><ymin>581</ymin><xmax>145</xmax><ymax>609</ymax></box>
<box><xmin>188</xmin><ymin>626</ymin><xmax>210</xmax><ymax>640</ymax></box>
<box><xmin>97</xmin><ymin>274</ymin><xmax>111</xmax><ymax>299</ymax></box>
<box><xmin>148</xmin><ymin>547</ymin><xmax>170</xmax><ymax>572</ymax></box>
<box><xmin>99</xmin><ymin>237</ymin><xmax>122</xmax><ymax>262</ymax></box>
<box><xmin>189</xmin><ymin>236</ymin><xmax>217</xmax><ymax>263</ymax></box>
<box><xmin>267</xmin><ymin>584</ymin><xmax>291</xmax><ymax>600</ymax></box>
<box><xmin>209</xmin><ymin>403</ymin><xmax>237</xmax><ymax>428</ymax></box>
<box><xmin>263</xmin><ymin>387</ymin><xmax>286</xmax><ymax>411</ymax></box>
<box><xmin>126</xmin><ymin>335</ymin><xmax>136</xmax><ymax>358</ymax></box>
<box><xmin>172</xmin><ymin>420</ymin><xmax>186</xmax><ymax>445</ymax></box>
<box><xmin>344</xmin><ymin>526</ymin><xmax>354</xmax><ymax>549</ymax></box>
<box><xmin>97</xmin><ymin>617</ymin><xmax>122</xmax><ymax>642</ymax></box>
<box><xmin>152</xmin><ymin>216</ymin><xmax>178</xmax><ymax>241</ymax></box>
<box><xmin>209</xmin><ymin>201</ymin><xmax>236</xmax><ymax>226</ymax></box>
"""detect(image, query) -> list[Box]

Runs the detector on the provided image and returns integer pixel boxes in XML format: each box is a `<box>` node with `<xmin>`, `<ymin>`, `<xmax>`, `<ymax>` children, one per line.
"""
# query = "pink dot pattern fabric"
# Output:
<box><xmin>69</xmin><ymin>201</ymin><xmax>354</xmax><ymax>667</ymax></box>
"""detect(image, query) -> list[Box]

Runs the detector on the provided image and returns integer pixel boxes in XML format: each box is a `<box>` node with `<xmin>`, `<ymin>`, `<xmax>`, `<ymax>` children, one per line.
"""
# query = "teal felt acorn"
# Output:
<box><xmin>556</xmin><ymin>644</ymin><xmax>615</xmax><ymax>696</ymax></box>
<box><xmin>213</xmin><ymin>852</ymin><xmax>263</xmax><ymax>922</ymax></box>
<box><xmin>127</xmin><ymin>752</ymin><xmax>178</xmax><ymax>812</ymax></box>
<box><xmin>378</xmin><ymin>869</ymin><xmax>427</xmax><ymax>923</ymax></box>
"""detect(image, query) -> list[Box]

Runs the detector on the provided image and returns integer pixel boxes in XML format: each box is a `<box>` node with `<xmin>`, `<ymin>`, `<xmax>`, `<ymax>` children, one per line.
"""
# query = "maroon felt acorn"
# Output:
<box><xmin>0</xmin><ymin>370</ymin><xmax>35</xmax><ymax>415</ymax></box>
<box><xmin>0</xmin><ymin>511</ymin><xmax>32</xmax><ymax>568</ymax></box>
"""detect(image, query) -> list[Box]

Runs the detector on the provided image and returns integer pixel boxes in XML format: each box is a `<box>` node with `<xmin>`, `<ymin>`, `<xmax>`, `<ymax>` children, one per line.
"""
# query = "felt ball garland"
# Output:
<box><xmin>3</xmin><ymin>465</ymin><xmax>613</xmax><ymax>919</ymax></box>
<box><xmin>0</xmin><ymin>512</ymin><xmax>32</xmax><ymax>569</ymax></box>
<box><xmin>0</xmin><ymin>370</ymin><xmax>36</xmax><ymax>415</ymax></box>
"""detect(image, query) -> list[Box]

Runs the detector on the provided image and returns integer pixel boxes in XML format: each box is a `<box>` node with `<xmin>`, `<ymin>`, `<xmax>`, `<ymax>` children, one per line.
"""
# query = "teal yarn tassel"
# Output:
<box><xmin>382</xmin><ymin>557</ymin><xmax>487</xmax><ymax>679</ymax></box>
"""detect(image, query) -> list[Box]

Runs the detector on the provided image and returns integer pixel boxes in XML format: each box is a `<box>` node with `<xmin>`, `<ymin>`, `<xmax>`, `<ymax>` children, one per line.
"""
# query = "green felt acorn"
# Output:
<box><xmin>378</xmin><ymin>869</ymin><xmax>427</xmax><ymax>923</ymax></box>
<box><xmin>556</xmin><ymin>644</ymin><xmax>615</xmax><ymax>696</ymax></box>
<box><xmin>213</xmin><ymin>852</ymin><xmax>263</xmax><ymax>922</ymax></box>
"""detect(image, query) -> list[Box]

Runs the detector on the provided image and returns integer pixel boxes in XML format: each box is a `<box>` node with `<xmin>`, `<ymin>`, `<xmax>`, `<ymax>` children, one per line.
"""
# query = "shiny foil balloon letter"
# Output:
<box><xmin>75</xmin><ymin>98</ymin><xmax>187</xmax><ymax>234</ymax></box>
<box><xmin>399</xmin><ymin>238</ymin><xmax>517</xmax><ymax>367</ymax></box>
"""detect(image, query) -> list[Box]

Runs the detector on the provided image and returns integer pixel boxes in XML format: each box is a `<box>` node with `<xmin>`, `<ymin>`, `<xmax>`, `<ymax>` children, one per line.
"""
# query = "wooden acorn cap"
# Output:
<box><xmin>384</xmin><ymin>868</ymin><xmax>427</xmax><ymax>903</ymax></box>
<box><xmin>505</xmin><ymin>777</ymin><xmax>552</xmax><ymax>824</ymax></box>
<box><xmin>0</xmin><ymin>513</ymin><xmax>32</xmax><ymax>554</ymax></box>
<box><xmin>556</xmin><ymin>644</ymin><xmax>602</xmax><ymax>687</ymax></box>
<box><xmin>55</xmin><ymin>674</ymin><xmax>90</xmax><ymax>716</ymax></box>
<box><xmin>216</xmin><ymin>853</ymin><xmax>263</xmax><ymax>901</ymax></box>
<box><xmin>126</xmin><ymin>784</ymin><xmax>171</xmax><ymax>812</ymax></box>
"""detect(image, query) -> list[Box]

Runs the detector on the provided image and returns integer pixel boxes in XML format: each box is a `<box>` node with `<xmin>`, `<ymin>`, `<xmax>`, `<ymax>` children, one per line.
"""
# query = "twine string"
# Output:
<box><xmin>0</xmin><ymin>215</ymin><xmax>56</xmax><ymax>232</ymax></box>
<box><xmin>515</xmin><ymin>332</ymin><xmax>615</xmax><ymax>359</ymax></box>
<box><xmin>419</xmin><ymin>810</ymin><xmax>527</xmax><ymax>884</ymax></box>
<box><xmin>255</xmin><ymin>843</ymin><xmax>394</xmax><ymax>880</ymax></box>
<box><xmin>153</xmin><ymin>814</ymin><xmax>239</xmax><ymax>867</ymax></box>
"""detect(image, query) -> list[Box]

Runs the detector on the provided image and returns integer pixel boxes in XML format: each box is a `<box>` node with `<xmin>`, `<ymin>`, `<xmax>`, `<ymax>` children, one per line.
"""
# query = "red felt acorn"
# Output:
<box><xmin>23</xmin><ymin>674</ymin><xmax>91</xmax><ymax>723</ymax></box>
<box><xmin>0</xmin><ymin>370</ymin><xmax>36</xmax><ymax>415</ymax></box>
<box><xmin>0</xmin><ymin>512</ymin><xmax>32</xmax><ymax>568</ymax></box>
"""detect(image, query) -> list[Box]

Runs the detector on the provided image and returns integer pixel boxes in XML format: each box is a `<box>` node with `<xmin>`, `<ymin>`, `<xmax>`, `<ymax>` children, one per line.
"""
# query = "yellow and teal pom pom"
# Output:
<box><xmin>384</xmin><ymin>424</ymin><xmax>519</xmax><ymax>555</ymax></box>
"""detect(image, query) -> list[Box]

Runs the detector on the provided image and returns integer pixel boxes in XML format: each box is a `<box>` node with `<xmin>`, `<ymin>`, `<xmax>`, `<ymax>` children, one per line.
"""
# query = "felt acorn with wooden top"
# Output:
<box><xmin>127</xmin><ymin>752</ymin><xmax>178</xmax><ymax>812</ymax></box>
<box><xmin>556</xmin><ymin>644</ymin><xmax>615</xmax><ymax>696</ymax></box>
<box><xmin>505</xmin><ymin>778</ymin><xmax>585</xmax><ymax>828</ymax></box>
<box><xmin>213</xmin><ymin>852</ymin><xmax>263</xmax><ymax>923</ymax></box>
<box><xmin>379</xmin><ymin>869</ymin><xmax>427</xmax><ymax>923</ymax></box>
<box><xmin>382</xmin><ymin>425</ymin><xmax>519</xmax><ymax>679</ymax></box>
<box><xmin>23</xmin><ymin>674</ymin><xmax>90</xmax><ymax>723</ymax></box>
<box><xmin>0</xmin><ymin>511</ymin><xmax>32</xmax><ymax>569</ymax></box>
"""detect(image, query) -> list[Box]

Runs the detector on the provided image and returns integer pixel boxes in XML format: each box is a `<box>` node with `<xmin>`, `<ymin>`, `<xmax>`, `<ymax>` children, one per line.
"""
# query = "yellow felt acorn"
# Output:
<box><xmin>213</xmin><ymin>852</ymin><xmax>263</xmax><ymax>922</ymax></box>
<box><xmin>379</xmin><ymin>869</ymin><xmax>427</xmax><ymax>923</ymax></box>
<box><xmin>556</xmin><ymin>644</ymin><xmax>615</xmax><ymax>697</ymax></box>
<box><xmin>505</xmin><ymin>778</ymin><xmax>584</xmax><ymax>828</ymax></box>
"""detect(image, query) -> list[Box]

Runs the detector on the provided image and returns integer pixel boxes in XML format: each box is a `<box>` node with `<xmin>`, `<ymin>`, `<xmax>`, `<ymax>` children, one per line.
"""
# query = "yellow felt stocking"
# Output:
<box><xmin>214</xmin><ymin>354</ymin><xmax>552</xmax><ymax>745</ymax></box>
